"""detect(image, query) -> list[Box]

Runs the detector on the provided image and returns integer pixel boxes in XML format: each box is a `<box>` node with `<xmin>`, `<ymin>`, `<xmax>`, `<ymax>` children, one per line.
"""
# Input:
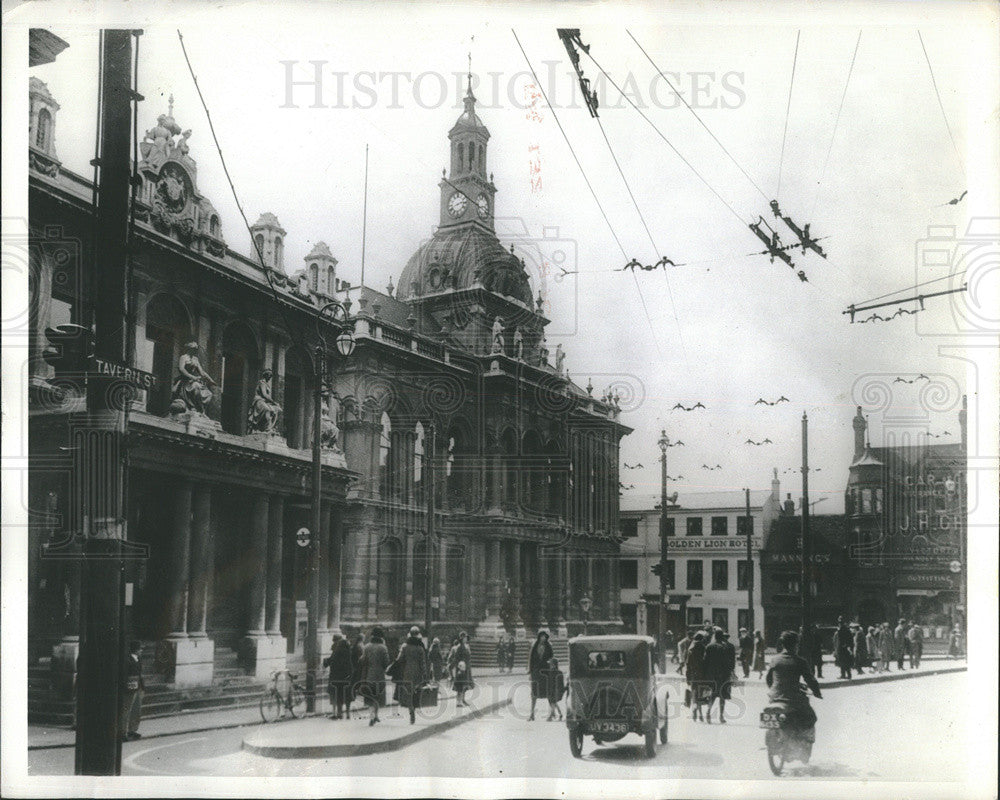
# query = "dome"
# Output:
<box><xmin>449</xmin><ymin>84</ymin><xmax>489</xmax><ymax>138</ymax></box>
<box><xmin>396</xmin><ymin>225</ymin><xmax>532</xmax><ymax>306</ymax></box>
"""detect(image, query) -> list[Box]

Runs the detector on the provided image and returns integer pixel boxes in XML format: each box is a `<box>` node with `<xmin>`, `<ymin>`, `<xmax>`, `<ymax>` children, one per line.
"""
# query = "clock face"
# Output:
<box><xmin>476</xmin><ymin>193</ymin><xmax>490</xmax><ymax>218</ymax></box>
<box><xmin>447</xmin><ymin>192</ymin><xmax>468</xmax><ymax>218</ymax></box>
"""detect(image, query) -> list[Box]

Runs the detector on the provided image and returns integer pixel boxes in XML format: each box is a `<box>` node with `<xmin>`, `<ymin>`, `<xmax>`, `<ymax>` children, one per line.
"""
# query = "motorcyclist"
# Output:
<box><xmin>765</xmin><ymin>630</ymin><xmax>823</xmax><ymax>729</ymax></box>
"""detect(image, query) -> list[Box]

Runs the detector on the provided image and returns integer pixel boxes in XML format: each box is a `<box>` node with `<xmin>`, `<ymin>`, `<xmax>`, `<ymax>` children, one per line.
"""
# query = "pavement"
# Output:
<box><xmin>27</xmin><ymin>656</ymin><xmax>966</xmax><ymax>757</ymax></box>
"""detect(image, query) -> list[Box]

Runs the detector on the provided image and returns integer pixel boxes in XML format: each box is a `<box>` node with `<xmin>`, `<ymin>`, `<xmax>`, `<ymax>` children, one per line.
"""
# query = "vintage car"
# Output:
<box><xmin>565</xmin><ymin>635</ymin><xmax>668</xmax><ymax>759</ymax></box>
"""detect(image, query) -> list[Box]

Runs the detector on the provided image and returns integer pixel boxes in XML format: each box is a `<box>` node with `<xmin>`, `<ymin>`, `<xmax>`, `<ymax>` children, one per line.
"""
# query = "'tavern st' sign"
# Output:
<box><xmin>91</xmin><ymin>357</ymin><xmax>159</xmax><ymax>391</ymax></box>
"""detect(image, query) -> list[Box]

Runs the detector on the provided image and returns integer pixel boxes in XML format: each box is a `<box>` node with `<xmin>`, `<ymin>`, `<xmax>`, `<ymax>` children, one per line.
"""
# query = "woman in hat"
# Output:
<box><xmin>685</xmin><ymin>631</ymin><xmax>709</xmax><ymax>722</ymax></box>
<box><xmin>450</xmin><ymin>631</ymin><xmax>473</xmax><ymax>707</ymax></box>
<box><xmin>398</xmin><ymin>626</ymin><xmax>429</xmax><ymax>724</ymax></box>
<box><xmin>752</xmin><ymin>630</ymin><xmax>767</xmax><ymax>677</ymax></box>
<box><xmin>527</xmin><ymin>630</ymin><xmax>554</xmax><ymax>721</ymax></box>
<box><xmin>360</xmin><ymin>626</ymin><xmax>389</xmax><ymax>725</ymax></box>
<box><xmin>323</xmin><ymin>633</ymin><xmax>353</xmax><ymax>719</ymax></box>
<box><xmin>428</xmin><ymin>637</ymin><xmax>444</xmax><ymax>683</ymax></box>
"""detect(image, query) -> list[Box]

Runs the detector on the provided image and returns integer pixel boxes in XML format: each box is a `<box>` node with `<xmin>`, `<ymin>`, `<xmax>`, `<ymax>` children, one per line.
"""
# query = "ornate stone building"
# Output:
<box><xmin>27</xmin><ymin>71</ymin><xmax>627</xmax><ymax>715</ymax></box>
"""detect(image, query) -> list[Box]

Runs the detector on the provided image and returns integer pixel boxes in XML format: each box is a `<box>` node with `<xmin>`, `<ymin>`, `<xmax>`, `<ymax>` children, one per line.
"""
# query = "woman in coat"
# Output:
<box><xmin>349</xmin><ymin>633</ymin><xmax>365</xmax><ymax>710</ymax></box>
<box><xmin>397</xmin><ymin>626</ymin><xmax>429</xmax><ymax>724</ymax></box>
<box><xmin>878</xmin><ymin>623</ymin><xmax>893</xmax><ymax>671</ymax></box>
<box><xmin>323</xmin><ymin>633</ymin><xmax>354</xmax><ymax>719</ymax></box>
<box><xmin>866</xmin><ymin>626</ymin><xmax>881</xmax><ymax>672</ymax></box>
<box><xmin>852</xmin><ymin>624</ymin><xmax>870</xmax><ymax>674</ymax></box>
<box><xmin>428</xmin><ymin>638</ymin><xmax>444</xmax><ymax>682</ymax></box>
<box><xmin>752</xmin><ymin>630</ymin><xmax>767</xmax><ymax>677</ymax></box>
<box><xmin>833</xmin><ymin>618</ymin><xmax>854</xmax><ymax>679</ymax></box>
<box><xmin>449</xmin><ymin>631</ymin><xmax>474</xmax><ymax>706</ymax></box>
<box><xmin>685</xmin><ymin>631</ymin><xmax>709</xmax><ymax>722</ymax></box>
<box><xmin>527</xmin><ymin>630</ymin><xmax>554</xmax><ymax>721</ymax></box>
<box><xmin>361</xmin><ymin>627</ymin><xmax>390</xmax><ymax>726</ymax></box>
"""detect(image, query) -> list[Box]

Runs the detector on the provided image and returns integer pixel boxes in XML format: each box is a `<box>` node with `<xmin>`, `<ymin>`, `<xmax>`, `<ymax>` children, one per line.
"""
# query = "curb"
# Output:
<box><xmin>28</xmin><ymin>715</ymin><xmax>266</xmax><ymax>751</ymax></box>
<box><xmin>241</xmin><ymin>696</ymin><xmax>513</xmax><ymax>759</ymax></box>
<box><xmin>820</xmin><ymin>664</ymin><xmax>966</xmax><ymax>689</ymax></box>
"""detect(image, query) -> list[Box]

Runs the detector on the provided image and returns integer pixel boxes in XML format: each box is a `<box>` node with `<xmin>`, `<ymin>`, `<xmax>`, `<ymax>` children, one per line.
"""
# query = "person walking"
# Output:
<box><xmin>349</xmin><ymin>633</ymin><xmax>365</xmax><ymax>714</ymax></box>
<box><xmin>676</xmin><ymin>629</ymin><xmax>693</xmax><ymax>675</ymax></box>
<box><xmin>323</xmin><ymin>633</ymin><xmax>354</xmax><ymax>720</ymax></box>
<box><xmin>738</xmin><ymin>628</ymin><xmax>754</xmax><ymax>678</ymax></box>
<box><xmin>752</xmin><ymin>630</ymin><xmax>767</xmax><ymax>677</ymax></box>
<box><xmin>360</xmin><ymin>627</ymin><xmax>390</xmax><ymax>726</ymax></box>
<box><xmin>704</xmin><ymin>628</ymin><xmax>736</xmax><ymax>724</ymax></box>
<box><xmin>685</xmin><ymin>631</ymin><xmax>709</xmax><ymax>722</ymax></box>
<box><xmin>398</xmin><ymin>626</ymin><xmax>430</xmax><ymax>724</ymax></box>
<box><xmin>948</xmin><ymin>627</ymin><xmax>963</xmax><ymax>658</ymax></box>
<box><xmin>428</xmin><ymin>637</ymin><xmax>445</xmax><ymax>683</ymax></box>
<box><xmin>852</xmin><ymin>623</ymin><xmax>870</xmax><ymax>674</ymax></box>
<box><xmin>878</xmin><ymin>622</ymin><xmax>893</xmax><ymax>671</ymax></box>
<box><xmin>446</xmin><ymin>637</ymin><xmax>460</xmax><ymax>683</ymax></box>
<box><xmin>893</xmin><ymin>619</ymin><xmax>907</xmax><ymax>671</ymax></box>
<box><xmin>506</xmin><ymin>635</ymin><xmax>517</xmax><ymax>672</ymax></box>
<box><xmin>450</xmin><ymin>631</ymin><xmax>474</xmax><ymax>707</ymax></box>
<box><xmin>527</xmin><ymin>630</ymin><xmax>554</xmax><ymax>721</ymax></box>
<box><xmin>544</xmin><ymin>656</ymin><xmax>567</xmax><ymax>721</ymax></box>
<box><xmin>907</xmin><ymin>620</ymin><xmax>923</xmax><ymax>669</ymax></box>
<box><xmin>833</xmin><ymin>617</ymin><xmax>854</xmax><ymax>680</ymax></box>
<box><xmin>866</xmin><ymin>626</ymin><xmax>881</xmax><ymax>673</ymax></box>
<box><xmin>120</xmin><ymin>640</ymin><xmax>144</xmax><ymax>741</ymax></box>
<box><xmin>496</xmin><ymin>637</ymin><xmax>508</xmax><ymax>673</ymax></box>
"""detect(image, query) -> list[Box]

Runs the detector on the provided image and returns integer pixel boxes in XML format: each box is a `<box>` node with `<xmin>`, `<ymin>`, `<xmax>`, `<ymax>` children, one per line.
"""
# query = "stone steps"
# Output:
<box><xmin>469</xmin><ymin>637</ymin><xmax>569</xmax><ymax>671</ymax></box>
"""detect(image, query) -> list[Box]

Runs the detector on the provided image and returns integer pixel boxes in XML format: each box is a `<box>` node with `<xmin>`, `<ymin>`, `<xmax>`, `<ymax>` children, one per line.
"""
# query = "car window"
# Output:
<box><xmin>587</xmin><ymin>651</ymin><xmax>626</xmax><ymax>670</ymax></box>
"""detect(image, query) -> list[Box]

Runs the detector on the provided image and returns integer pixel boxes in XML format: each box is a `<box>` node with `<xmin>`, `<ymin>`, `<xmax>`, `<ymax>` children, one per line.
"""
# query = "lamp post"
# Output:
<box><xmin>800</xmin><ymin>412</ymin><xmax>812</xmax><ymax>658</ymax></box>
<box><xmin>657</xmin><ymin>430</ymin><xmax>670</xmax><ymax>671</ymax></box>
<box><xmin>305</xmin><ymin>301</ymin><xmax>355</xmax><ymax>713</ymax></box>
<box><xmin>579</xmin><ymin>594</ymin><xmax>592</xmax><ymax>635</ymax></box>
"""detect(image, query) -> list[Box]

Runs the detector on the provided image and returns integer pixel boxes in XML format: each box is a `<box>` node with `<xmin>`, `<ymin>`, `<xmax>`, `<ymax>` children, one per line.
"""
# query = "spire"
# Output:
<box><xmin>168</xmin><ymin>93</ymin><xmax>174</xmax><ymax>117</ymax></box>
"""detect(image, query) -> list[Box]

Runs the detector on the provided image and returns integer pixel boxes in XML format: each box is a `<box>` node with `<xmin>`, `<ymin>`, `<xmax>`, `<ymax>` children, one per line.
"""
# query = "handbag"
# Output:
<box><xmin>418</xmin><ymin>682</ymin><xmax>439</xmax><ymax>708</ymax></box>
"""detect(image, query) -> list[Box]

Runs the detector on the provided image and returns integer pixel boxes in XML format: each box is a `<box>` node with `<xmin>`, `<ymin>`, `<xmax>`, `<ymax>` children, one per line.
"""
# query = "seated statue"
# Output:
<box><xmin>320</xmin><ymin>402</ymin><xmax>340</xmax><ymax>451</ymax></box>
<box><xmin>170</xmin><ymin>342</ymin><xmax>216</xmax><ymax>416</ymax></box>
<box><xmin>247</xmin><ymin>368</ymin><xmax>282</xmax><ymax>433</ymax></box>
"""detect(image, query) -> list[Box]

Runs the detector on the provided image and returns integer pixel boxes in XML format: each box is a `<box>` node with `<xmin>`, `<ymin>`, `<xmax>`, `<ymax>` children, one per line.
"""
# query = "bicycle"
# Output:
<box><xmin>259</xmin><ymin>669</ymin><xmax>306</xmax><ymax>723</ymax></box>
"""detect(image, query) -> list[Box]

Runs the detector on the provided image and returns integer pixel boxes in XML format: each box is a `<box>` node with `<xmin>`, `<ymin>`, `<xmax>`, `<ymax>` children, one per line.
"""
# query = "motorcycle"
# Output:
<box><xmin>760</xmin><ymin>688</ymin><xmax>821</xmax><ymax>775</ymax></box>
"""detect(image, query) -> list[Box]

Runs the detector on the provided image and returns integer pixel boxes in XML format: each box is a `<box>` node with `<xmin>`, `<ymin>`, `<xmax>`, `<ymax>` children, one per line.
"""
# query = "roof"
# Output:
<box><xmin>620</xmin><ymin>489</ymin><xmax>773</xmax><ymax>513</ymax></box>
<box><xmin>764</xmin><ymin>513</ymin><xmax>849</xmax><ymax>556</ymax></box>
<box><xmin>568</xmin><ymin>635</ymin><xmax>656</xmax><ymax>645</ymax></box>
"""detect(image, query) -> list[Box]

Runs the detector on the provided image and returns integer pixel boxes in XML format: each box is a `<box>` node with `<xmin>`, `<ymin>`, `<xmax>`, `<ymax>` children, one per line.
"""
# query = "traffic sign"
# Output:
<box><xmin>296</xmin><ymin>527</ymin><xmax>311</xmax><ymax>547</ymax></box>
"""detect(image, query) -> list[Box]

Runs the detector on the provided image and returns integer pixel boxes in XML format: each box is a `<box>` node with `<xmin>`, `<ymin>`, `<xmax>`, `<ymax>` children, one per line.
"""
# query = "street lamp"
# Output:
<box><xmin>579</xmin><ymin>594</ymin><xmax>592</xmax><ymax>635</ymax></box>
<box><xmin>305</xmin><ymin>301</ymin><xmax>355</xmax><ymax>713</ymax></box>
<box><xmin>657</xmin><ymin>430</ymin><xmax>670</xmax><ymax>671</ymax></box>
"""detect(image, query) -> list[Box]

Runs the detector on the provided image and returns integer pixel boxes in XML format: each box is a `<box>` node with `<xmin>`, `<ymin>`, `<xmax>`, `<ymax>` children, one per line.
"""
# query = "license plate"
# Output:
<box><xmin>760</xmin><ymin>719</ymin><xmax>781</xmax><ymax>729</ymax></box>
<box><xmin>590</xmin><ymin>721</ymin><xmax>629</xmax><ymax>734</ymax></box>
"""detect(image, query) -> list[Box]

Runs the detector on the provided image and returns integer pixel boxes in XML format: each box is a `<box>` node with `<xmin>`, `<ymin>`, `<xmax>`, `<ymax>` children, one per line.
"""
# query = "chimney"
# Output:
<box><xmin>783</xmin><ymin>493</ymin><xmax>795</xmax><ymax>516</ymax></box>
<box><xmin>771</xmin><ymin>467</ymin><xmax>780</xmax><ymax>504</ymax></box>
<box><xmin>852</xmin><ymin>406</ymin><xmax>866</xmax><ymax>460</ymax></box>
<box><xmin>959</xmin><ymin>394</ymin><xmax>967</xmax><ymax>452</ymax></box>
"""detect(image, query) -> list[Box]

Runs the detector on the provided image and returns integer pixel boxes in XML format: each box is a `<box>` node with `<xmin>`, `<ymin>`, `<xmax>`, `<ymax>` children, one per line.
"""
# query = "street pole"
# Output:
<box><xmin>745</xmin><ymin>487</ymin><xmax>754</xmax><ymax>633</ymax></box>
<box><xmin>424</xmin><ymin>422</ymin><xmax>436</xmax><ymax>637</ymax></box>
<box><xmin>800</xmin><ymin>412</ymin><xmax>812</xmax><ymax>652</ymax></box>
<box><xmin>657</xmin><ymin>430</ymin><xmax>669</xmax><ymax>671</ymax></box>
<box><xmin>74</xmin><ymin>29</ymin><xmax>137</xmax><ymax>776</ymax></box>
<box><xmin>305</xmin><ymin>345</ymin><xmax>324</xmax><ymax>713</ymax></box>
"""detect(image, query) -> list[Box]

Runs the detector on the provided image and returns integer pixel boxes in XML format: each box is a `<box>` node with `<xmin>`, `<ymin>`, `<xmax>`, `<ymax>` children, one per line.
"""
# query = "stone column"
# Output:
<box><xmin>490</xmin><ymin>446</ymin><xmax>503</xmax><ymax>511</ymax></box>
<box><xmin>405</xmin><ymin>534</ymin><xmax>416</xmax><ymax>618</ymax></box>
<box><xmin>317</xmin><ymin>502</ymin><xmax>333</xmax><ymax>655</ymax></box>
<box><xmin>241</xmin><ymin>493</ymin><xmax>285</xmax><ymax>678</ymax></box>
<box><xmin>438</xmin><ymin>534</ymin><xmax>448</xmax><ymax>621</ymax></box>
<box><xmin>265</xmin><ymin>495</ymin><xmax>284</xmax><ymax>634</ymax></box>
<box><xmin>327</xmin><ymin>506</ymin><xmax>344</xmax><ymax>633</ymax></box>
<box><xmin>186</xmin><ymin>487</ymin><xmax>212</xmax><ymax>636</ymax></box>
<box><xmin>167</xmin><ymin>482</ymin><xmax>193</xmax><ymax>638</ymax></box>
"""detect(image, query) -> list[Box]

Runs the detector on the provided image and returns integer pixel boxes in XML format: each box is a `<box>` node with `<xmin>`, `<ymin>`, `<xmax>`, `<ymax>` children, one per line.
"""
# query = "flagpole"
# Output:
<box><xmin>360</xmin><ymin>144</ymin><xmax>369</xmax><ymax>290</ymax></box>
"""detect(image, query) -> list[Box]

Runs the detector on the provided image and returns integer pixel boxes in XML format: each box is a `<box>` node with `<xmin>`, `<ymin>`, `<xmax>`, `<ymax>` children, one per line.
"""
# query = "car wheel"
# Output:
<box><xmin>569</xmin><ymin>728</ymin><xmax>584</xmax><ymax>759</ymax></box>
<box><xmin>644</xmin><ymin>726</ymin><xmax>657</xmax><ymax>758</ymax></box>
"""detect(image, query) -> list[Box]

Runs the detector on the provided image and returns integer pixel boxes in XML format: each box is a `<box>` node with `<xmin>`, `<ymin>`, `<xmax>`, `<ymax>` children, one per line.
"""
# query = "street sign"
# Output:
<box><xmin>949</xmin><ymin>560</ymin><xmax>962</xmax><ymax>573</ymax></box>
<box><xmin>90</xmin><ymin>356</ymin><xmax>159</xmax><ymax>390</ymax></box>
<box><xmin>666</xmin><ymin>603</ymin><xmax>681</xmax><ymax>611</ymax></box>
<box><xmin>295</xmin><ymin>527</ymin><xmax>310</xmax><ymax>547</ymax></box>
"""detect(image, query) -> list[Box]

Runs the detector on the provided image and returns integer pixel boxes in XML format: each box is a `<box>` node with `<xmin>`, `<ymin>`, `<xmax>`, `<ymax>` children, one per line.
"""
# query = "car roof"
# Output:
<box><xmin>569</xmin><ymin>635</ymin><xmax>656</xmax><ymax>645</ymax></box>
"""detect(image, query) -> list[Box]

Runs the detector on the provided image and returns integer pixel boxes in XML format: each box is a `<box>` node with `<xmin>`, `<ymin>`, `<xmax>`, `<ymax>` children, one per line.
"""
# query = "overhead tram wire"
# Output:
<box><xmin>848</xmin><ymin>269</ymin><xmax>968</xmax><ymax>309</ymax></box>
<box><xmin>626</xmin><ymin>29</ymin><xmax>770</xmax><ymax>202</ymax></box>
<box><xmin>579</xmin><ymin>46</ymin><xmax>750</xmax><ymax>231</ymax></box>
<box><xmin>776</xmin><ymin>30</ymin><xmax>801</xmax><ymax>201</ymax></box>
<box><xmin>511</xmin><ymin>29</ymin><xmax>664</xmax><ymax>358</ymax></box>
<box><xmin>810</xmin><ymin>31</ymin><xmax>862</xmax><ymax>219</ymax></box>
<box><xmin>177</xmin><ymin>31</ymin><xmax>312</xmax><ymax>358</ymax></box>
<box><xmin>593</xmin><ymin>112</ymin><xmax>689</xmax><ymax>365</ymax></box>
<box><xmin>918</xmin><ymin>30</ymin><xmax>964</xmax><ymax>175</ymax></box>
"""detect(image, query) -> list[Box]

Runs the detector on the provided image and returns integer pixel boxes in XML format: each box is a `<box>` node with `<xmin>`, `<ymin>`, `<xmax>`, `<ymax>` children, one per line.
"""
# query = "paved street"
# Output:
<box><xmin>29</xmin><ymin>671</ymin><xmax>967</xmax><ymax>781</ymax></box>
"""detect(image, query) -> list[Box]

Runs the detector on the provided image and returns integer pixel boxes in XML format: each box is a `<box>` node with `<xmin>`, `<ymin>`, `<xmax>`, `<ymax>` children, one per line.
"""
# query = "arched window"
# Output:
<box><xmin>468</xmin><ymin>142</ymin><xmax>475</xmax><ymax>171</ymax></box>
<box><xmin>379</xmin><ymin>412</ymin><xmax>392</xmax><ymax>499</ymax></box>
<box><xmin>412</xmin><ymin>539</ymin><xmax>428</xmax><ymax>615</ymax></box>
<box><xmin>479</xmin><ymin>145</ymin><xmax>485</xmax><ymax>172</ymax></box>
<box><xmin>326</xmin><ymin>266</ymin><xmax>335</xmax><ymax>295</ymax></box>
<box><xmin>254</xmin><ymin>234</ymin><xmax>265</xmax><ymax>261</ymax></box>
<box><xmin>446</xmin><ymin>543</ymin><xmax>465</xmax><ymax>617</ymax></box>
<box><xmin>456</xmin><ymin>143</ymin><xmax>464</xmax><ymax>173</ymax></box>
<box><xmin>220</xmin><ymin>323</ymin><xmax>259</xmax><ymax>435</ymax></box>
<box><xmin>144</xmin><ymin>294</ymin><xmax>191</xmax><ymax>416</ymax></box>
<box><xmin>209</xmin><ymin>215</ymin><xmax>221</xmax><ymax>238</ymax></box>
<box><xmin>36</xmin><ymin>108</ymin><xmax>52</xmax><ymax>150</ymax></box>
<box><xmin>274</xmin><ymin>237</ymin><xmax>284</xmax><ymax>269</ymax></box>
<box><xmin>309</xmin><ymin>263</ymin><xmax>318</xmax><ymax>291</ymax></box>
<box><xmin>413</xmin><ymin>422</ymin><xmax>424</xmax><ymax>505</ymax></box>
<box><xmin>502</xmin><ymin>429</ymin><xmax>518</xmax><ymax>509</ymax></box>
<box><xmin>377</xmin><ymin>537</ymin><xmax>403</xmax><ymax>619</ymax></box>
<box><xmin>283</xmin><ymin>346</ymin><xmax>308</xmax><ymax>448</ymax></box>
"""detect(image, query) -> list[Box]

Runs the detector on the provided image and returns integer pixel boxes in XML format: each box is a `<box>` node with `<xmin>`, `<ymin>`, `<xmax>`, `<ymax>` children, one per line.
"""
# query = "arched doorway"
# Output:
<box><xmin>220</xmin><ymin>323</ymin><xmax>259</xmax><ymax>435</ymax></box>
<box><xmin>143</xmin><ymin>294</ymin><xmax>191</xmax><ymax>416</ymax></box>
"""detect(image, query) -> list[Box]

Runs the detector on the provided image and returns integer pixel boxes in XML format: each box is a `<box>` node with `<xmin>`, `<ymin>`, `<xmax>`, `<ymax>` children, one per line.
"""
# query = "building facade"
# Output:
<box><xmin>619</xmin><ymin>486</ymin><xmax>780</xmax><ymax>638</ymax></box>
<box><xmin>27</xmin><ymin>64</ymin><xmax>628</xmax><ymax>707</ymax></box>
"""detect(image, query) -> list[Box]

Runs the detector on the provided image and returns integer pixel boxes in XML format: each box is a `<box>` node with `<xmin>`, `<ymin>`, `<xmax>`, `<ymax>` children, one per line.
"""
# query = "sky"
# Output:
<box><xmin>19</xmin><ymin>1</ymin><xmax>999</xmax><ymax>514</ymax></box>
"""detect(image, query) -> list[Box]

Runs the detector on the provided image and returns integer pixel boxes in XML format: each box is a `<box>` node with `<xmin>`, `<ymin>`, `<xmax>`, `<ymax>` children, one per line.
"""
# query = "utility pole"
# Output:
<box><xmin>305</xmin><ymin>344</ymin><xmax>324</xmax><ymax>712</ymax></box>
<box><xmin>800</xmin><ymin>412</ymin><xmax>812</xmax><ymax>653</ymax></box>
<box><xmin>424</xmin><ymin>422</ymin><xmax>436</xmax><ymax>637</ymax></box>
<box><xmin>657</xmin><ymin>430</ymin><xmax>669</xmax><ymax>671</ymax></box>
<box><xmin>74</xmin><ymin>28</ymin><xmax>140</xmax><ymax>775</ymax></box>
<box><xmin>745</xmin><ymin>487</ymin><xmax>754</xmax><ymax>633</ymax></box>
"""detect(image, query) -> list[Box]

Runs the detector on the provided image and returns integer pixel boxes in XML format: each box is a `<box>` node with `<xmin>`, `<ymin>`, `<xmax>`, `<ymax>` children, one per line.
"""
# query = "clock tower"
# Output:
<box><xmin>439</xmin><ymin>76</ymin><xmax>496</xmax><ymax>231</ymax></box>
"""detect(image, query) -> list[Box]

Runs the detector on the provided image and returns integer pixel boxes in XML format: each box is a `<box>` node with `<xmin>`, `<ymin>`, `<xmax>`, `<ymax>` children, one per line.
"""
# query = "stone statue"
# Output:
<box><xmin>513</xmin><ymin>327</ymin><xmax>524</xmax><ymax>360</ymax></box>
<box><xmin>491</xmin><ymin>316</ymin><xmax>505</xmax><ymax>354</ymax></box>
<box><xmin>320</xmin><ymin>403</ymin><xmax>340</xmax><ymax>451</ymax></box>
<box><xmin>247</xmin><ymin>368</ymin><xmax>282</xmax><ymax>433</ymax></box>
<box><xmin>170</xmin><ymin>342</ymin><xmax>216</xmax><ymax>416</ymax></box>
<box><xmin>554</xmin><ymin>343</ymin><xmax>566</xmax><ymax>374</ymax></box>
